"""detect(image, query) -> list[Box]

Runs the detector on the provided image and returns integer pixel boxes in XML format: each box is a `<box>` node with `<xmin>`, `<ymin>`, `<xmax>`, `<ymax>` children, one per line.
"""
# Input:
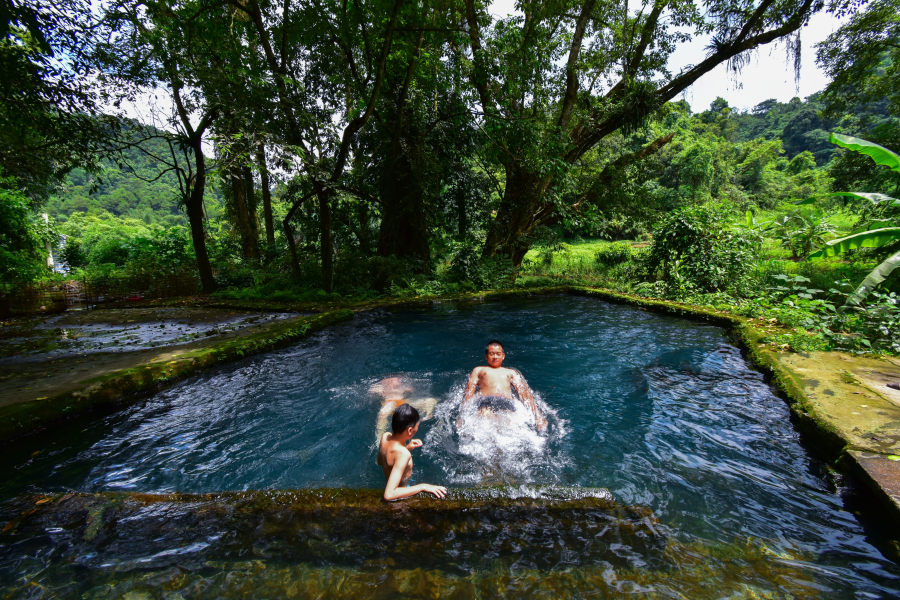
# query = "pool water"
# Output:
<box><xmin>2</xmin><ymin>295</ymin><xmax>899</xmax><ymax>597</ymax></box>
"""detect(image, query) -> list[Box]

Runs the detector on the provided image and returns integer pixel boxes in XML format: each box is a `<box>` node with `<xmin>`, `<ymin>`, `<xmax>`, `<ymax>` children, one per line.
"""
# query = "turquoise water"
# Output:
<box><xmin>2</xmin><ymin>295</ymin><xmax>899</xmax><ymax>597</ymax></box>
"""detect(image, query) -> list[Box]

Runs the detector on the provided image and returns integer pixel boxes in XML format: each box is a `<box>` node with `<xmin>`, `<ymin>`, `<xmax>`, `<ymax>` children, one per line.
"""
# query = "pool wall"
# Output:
<box><xmin>2</xmin><ymin>285</ymin><xmax>899</xmax><ymax>522</ymax></box>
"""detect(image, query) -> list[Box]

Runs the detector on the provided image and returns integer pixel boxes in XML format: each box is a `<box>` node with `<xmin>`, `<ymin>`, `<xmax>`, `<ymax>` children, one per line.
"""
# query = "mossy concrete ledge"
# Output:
<box><xmin>0</xmin><ymin>309</ymin><xmax>354</xmax><ymax>444</ymax></box>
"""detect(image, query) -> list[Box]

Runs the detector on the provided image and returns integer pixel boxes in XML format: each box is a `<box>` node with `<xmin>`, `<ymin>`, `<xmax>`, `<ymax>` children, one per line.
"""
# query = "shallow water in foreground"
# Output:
<box><xmin>1</xmin><ymin>295</ymin><xmax>899</xmax><ymax>598</ymax></box>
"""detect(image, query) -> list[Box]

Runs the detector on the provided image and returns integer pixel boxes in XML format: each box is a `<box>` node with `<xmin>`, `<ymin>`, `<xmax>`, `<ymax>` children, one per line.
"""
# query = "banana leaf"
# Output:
<box><xmin>794</xmin><ymin>191</ymin><xmax>900</xmax><ymax>205</ymax></box>
<box><xmin>831</xmin><ymin>133</ymin><xmax>900</xmax><ymax>173</ymax></box>
<box><xmin>850</xmin><ymin>218</ymin><xmax>897</xmax><ymax>234</ymax></box>
<box><xmin>847</xmin><ymin>249</ymin><xmax>900</xmax><ymax>306</ymax></box>
<box><xmin>808</xmin><ymin>227</ymin><xmax>900</xmax><ymax>259</ymax></box>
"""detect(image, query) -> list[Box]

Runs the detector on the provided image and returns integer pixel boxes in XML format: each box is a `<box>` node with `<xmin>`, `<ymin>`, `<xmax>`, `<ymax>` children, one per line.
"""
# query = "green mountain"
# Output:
<box><xmin>46</xmin><ymin>131</ymin><xmax>222</xmax><ymax>226</ymax></box>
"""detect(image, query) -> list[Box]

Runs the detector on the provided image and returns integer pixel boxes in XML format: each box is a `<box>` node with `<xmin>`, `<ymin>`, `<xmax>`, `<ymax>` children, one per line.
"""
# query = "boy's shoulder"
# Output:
<box><xmin>381</xmin><ymin>434</ymin><xmax>410</xmax><ymax>455</ymax></box>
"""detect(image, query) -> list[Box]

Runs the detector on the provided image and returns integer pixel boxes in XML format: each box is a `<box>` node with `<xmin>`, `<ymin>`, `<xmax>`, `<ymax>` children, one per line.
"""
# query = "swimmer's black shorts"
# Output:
<box><xmin>478</xmin><ymin>395</ymin><xmax>517</xmax><ymax>412</ymax></box>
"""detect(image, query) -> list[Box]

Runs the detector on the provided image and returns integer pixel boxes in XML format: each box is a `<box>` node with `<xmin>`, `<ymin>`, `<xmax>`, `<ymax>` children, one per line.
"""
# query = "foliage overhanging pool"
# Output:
<box><xmin>1</xmin><ymin>295</ymin><xmax>899</xmax><ymax>598</ymax></box>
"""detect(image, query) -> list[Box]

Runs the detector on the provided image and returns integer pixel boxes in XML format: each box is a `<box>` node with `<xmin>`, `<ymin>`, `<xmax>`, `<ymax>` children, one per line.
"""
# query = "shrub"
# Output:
<box><xmin>647</xmin><ymin>203</ymin><xmax>756</xmax><ymax>294</ymax></box>
<box><xmin>333</xmin><ymin>254</ymin><xmax>417</xmax><ymax>294</ymax></box>
<box><xmin>594</xmin><ymin>242</ymin><xmax>634</xmax><ymax>266</ymax></box>
<box><xmin>449</xmin><ymin>244</ymin><xmax>517</xmax><ymax>289</ymax></box>
<box><xmin>449</xmin><ymin>243</ymin><xmax>482</xmax><ymax>283</ymax></box>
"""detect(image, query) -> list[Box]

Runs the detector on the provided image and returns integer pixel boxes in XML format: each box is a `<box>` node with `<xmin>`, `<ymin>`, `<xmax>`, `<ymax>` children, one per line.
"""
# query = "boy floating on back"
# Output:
<box><xmin>377</xmin><ymin>403</ymin><xmax>447</xmax><ymax>501</ymax></box>
<box><xmin>371</xmin><ymin>376</ymin><xmax>437</xmax><ymax>439</ymax></box>
<box><xmin>458</xmin><ymin>340</ymin><xmax>547</xmax><ymax>431</ymax></box>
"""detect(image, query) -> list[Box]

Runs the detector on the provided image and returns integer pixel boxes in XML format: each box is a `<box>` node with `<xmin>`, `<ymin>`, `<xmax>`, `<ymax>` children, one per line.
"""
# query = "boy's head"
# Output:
<box><xmin>391</xmin><ymin>403</ymin><xmax>420</xmax><ymax>435</ymax></box>
<box><xmin>485</xmin><ymin>340</ymin><xmax>505</xmax><ymax>368</ymax></box>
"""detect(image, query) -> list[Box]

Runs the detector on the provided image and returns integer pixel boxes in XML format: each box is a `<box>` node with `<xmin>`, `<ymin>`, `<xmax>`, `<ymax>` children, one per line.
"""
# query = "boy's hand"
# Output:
<box><xmin>407</xmin><ymin>439</ymin><xmax>423</xmax><ymax>449</ymax></box>
<box><xmin>425</xmin><ymin>485</ymin><xmax>447</xmax><ymax>499</ymax></box>
<box><xmin>536</xmin><ymin>415</ymin><xmax>548</xmax><ymax>431</ymax></box>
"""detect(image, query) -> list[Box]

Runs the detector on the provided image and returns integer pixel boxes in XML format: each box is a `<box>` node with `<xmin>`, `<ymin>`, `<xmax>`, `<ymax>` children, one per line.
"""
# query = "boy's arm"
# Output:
<box><xmin>511</xmin><ymin>369</ymin><xmax>547</xmax><ymax>430</ymax></box>
<box><xmin>463</xmin><ymin>368</ymin><xmax>479</xmax><ymax>402</ymax></box>
<box><xmin>383</xmin><ymin>450</ymin><xmax>447</xmax><ymax>500</ymax></box>
<box><xmin>457</xmin><ymin>368</ymin><xmax>480</xmax><ymax>428</ymax></box>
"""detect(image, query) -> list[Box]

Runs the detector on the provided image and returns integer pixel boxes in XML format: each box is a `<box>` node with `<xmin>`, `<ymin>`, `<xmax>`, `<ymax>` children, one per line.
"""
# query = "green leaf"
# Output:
<box><xmin>745</xmin><ymin>210</ymin><xmax>753</xmax><ymax>227</ymax></box>
<box><xmin>830</xmin><ymin>133</ymin><xmax>900</xmax><ymax>173</ymax></box>
<box><xmin>847</xmin><ymin>249</ymin><xmax>900</xmax><ymax>306</ymax></box>
<box><xmin>808</xmin><ymin>228</ymin><xmax>900</xmax><ymax>259</ymax></box>
<box><xmin>851</xmin><ymin>218</ymin><xmax>897</xmax><ymax>234</ymax></box>
<box><xmin>794</xmin><ymin>191</ymin><xmax>900</xmax><ymax>205</ymax></box>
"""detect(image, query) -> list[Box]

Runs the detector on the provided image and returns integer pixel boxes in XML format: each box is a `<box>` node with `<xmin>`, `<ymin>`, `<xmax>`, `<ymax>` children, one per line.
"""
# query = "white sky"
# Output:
<box><xmin>489</xmin><ymin>0</ymin><xmax>846</xmax><ymax>113</ymax></box>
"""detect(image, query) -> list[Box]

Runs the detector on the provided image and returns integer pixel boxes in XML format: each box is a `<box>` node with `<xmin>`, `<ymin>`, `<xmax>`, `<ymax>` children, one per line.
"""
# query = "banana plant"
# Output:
<box><xmin>734</xmin><ymin>210</ymin><xmax>774</xmax><ymax>251</ymax></box>
<box><xmin>797</xmin><ymin>133</ymin><xmax>900</xmax><ymax>306</ymax></box>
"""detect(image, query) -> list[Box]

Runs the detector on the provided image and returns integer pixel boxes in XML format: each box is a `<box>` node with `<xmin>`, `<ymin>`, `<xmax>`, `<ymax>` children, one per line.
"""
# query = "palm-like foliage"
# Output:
<box><xmin>799</xmin><ymin>134</ymin><xmax>900</xmax><ymax>305</ymax></box>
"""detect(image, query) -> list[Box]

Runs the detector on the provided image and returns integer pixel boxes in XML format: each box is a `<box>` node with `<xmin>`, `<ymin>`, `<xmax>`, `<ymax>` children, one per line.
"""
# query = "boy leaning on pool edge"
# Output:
<box><xmin>377</xmin><ymin>403</ymin><xmax>447</xmax><ymax>501</ymax></box>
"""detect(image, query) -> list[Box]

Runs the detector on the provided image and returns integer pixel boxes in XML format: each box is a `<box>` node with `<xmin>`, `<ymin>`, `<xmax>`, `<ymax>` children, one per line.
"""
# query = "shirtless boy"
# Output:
<box><xmin>377</xmin><ymin>403</ymin><xmax>447</xmax><ymax>501</ymax></box>
<box><xmin>458</xmin><ymin>340</ymin><xmax>547</xmax><ymax>430</ymax></box>
<box><xmin>371</xmin><ymin>376</ymin><xmax>437</xmax><ymax>439</ymax></box>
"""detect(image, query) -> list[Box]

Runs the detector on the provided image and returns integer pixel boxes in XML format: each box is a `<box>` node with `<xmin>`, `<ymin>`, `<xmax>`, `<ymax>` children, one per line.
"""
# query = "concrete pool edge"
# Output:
<box><xmin>0</xmin><ymin>309</ymin><xmax>354</xmax><ymax>444</ymax></box>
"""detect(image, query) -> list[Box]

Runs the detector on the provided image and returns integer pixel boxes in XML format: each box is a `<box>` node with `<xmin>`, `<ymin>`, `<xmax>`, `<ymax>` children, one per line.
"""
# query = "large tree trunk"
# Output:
<box><xmin>242</xmin><ymin>164</ymin><xmax>260</xmax><ymax>243</ymax></box>
<box><xmin>483</xmin><ymin>133</ymin><xmax>676</xmax><ymax>266</ymax></box>
<box><xmin>318</xmin><ymin>184</ymin><xmax>334</xmax><ymax>293</ymax></box>
<box><xmin>186</xmin><ymin>144</ymin><xmax>217</xmax><ymax>293</ymax></box>
<box><xmin>377</xmin><ymin>151</ymin><xmax>431</xmax><ymax>268</ymax></box>
<box><xmin>229</xmin><ymin>166</ymin><xmax>260</xmax><ymax>262</ymax></box>
<box><xmin>257</xmin><ymin>146</ymin><xmax>275</xmax><ymax>245</ymax></box>
<box><xmin>482</xmin><ymin>165</ymin><xmax>551</xmax><ymax>266</ymax></box>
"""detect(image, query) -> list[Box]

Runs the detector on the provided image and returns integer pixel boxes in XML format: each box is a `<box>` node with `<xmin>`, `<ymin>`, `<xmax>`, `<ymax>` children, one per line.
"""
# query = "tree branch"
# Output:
<box><xmin>557</xmin><ymin>0</ymin><xmax>597</xmax><ymax>132</ymax></box>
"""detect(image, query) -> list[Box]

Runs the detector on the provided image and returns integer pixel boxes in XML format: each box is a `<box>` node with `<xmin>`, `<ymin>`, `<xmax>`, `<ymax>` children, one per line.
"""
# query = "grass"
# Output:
<box><xmin>516</xmin><ymin>234</ymin><xmax>891</xmax><ymax>299</ymax></box>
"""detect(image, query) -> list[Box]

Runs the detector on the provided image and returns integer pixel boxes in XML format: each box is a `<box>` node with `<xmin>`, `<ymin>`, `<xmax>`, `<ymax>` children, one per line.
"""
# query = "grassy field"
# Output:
<box><xmin>518</xmin><ymin>234</ymin><xmax>883</xmax><ymax>298</ymax></box>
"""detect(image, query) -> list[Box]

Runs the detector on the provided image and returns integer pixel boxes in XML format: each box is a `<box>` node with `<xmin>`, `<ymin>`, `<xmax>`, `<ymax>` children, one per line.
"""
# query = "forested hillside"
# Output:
<box><xmin>42</xmin><ymin>92</ymin><xmax>875</xmax><ymax>228</ymax></box>
<box><xmin>45</xmin><ymin>133</ymin><xmax>223</xmax><ymax>227</ymax></box>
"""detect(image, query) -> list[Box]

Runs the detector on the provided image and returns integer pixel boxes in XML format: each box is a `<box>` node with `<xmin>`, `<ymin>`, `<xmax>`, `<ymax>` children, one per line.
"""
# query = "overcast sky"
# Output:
<box><xmin>489</xmin><ymin>0</ymin><xmax>847</xmax><ymax>113</ymax></box>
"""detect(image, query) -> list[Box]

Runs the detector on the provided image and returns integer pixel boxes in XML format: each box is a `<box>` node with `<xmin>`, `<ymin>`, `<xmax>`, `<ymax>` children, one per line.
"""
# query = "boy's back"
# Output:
<box><xmin>378</xmin><ymin>403</ymin><xmax>446</xmax><ymax>501</ymax></box>
<box><xmin>377</xmin><ymin>432</ymin><xmax>413</xmax><ymax>483</ymax></box>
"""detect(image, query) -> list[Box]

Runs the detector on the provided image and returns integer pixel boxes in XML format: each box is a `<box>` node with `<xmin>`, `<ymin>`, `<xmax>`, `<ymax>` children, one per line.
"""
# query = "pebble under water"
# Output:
<box><xmin>2</xmin><ymin>295</ymin><xmax>899</xmax><ymax>598</ymax></box>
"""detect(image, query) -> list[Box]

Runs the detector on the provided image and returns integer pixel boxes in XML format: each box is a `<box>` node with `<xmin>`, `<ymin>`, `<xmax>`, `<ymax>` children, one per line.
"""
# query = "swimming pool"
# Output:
<box><xmin>1</xmin><ymin>295</ymin><xmax>898</xmax><ymax>598</ymax></box>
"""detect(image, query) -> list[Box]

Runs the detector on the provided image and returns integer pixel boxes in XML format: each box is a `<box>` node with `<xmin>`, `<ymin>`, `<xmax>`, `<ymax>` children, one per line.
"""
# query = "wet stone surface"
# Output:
<box><xmin>0</xmin><ymin>308</ymin><xmax>296</xmax><ymax>362</ymax></box>
<box><xmin>0</xmin><ymin>489</ymin><xmax>844</xmax><ymax>599</ymax></box>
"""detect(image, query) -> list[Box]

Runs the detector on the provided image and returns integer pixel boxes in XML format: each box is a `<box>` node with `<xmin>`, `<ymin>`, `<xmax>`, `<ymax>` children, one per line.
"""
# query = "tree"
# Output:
<box><xmin>817</xmin><ymin>0</ymin><xmax>900</xmax><ymax>119</ymax></box>
<box><xmin>459</xmin><ymin>0</ymin><xmax>822</xmax><ymax>265</ymax></box>
<box><xmin>223</xmin><ymin>0</ymin><xmax>419</xmax><ymax>291</ymax></box>
<box><xmin>817</xmin><ymin>0</ymin><xmax>900</xmax><ymax>196</ymax></box>
<box><xmin>1</xmin><ymin>1</ymin><xmax>120</xmax><ymax>199</ymax></box>
<box><xmin>95</xmin><ymin>0</ymin><xmax>243</xmax><ymax>292</ymax></box>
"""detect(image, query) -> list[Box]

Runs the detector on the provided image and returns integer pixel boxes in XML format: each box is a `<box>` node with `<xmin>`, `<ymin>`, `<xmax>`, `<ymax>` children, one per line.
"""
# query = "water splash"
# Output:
<box><xmin>423</xmin><ymin>380</ymin><xmax>571</xmax><ymax>485</ymax></box>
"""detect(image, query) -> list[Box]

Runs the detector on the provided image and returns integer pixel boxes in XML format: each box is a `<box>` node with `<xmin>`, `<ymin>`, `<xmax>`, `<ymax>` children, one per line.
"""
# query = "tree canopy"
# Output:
<box><xmin>6</xmin><ymin>0</ymin><xmax>898</xmax><ymax>296</ymax></box>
